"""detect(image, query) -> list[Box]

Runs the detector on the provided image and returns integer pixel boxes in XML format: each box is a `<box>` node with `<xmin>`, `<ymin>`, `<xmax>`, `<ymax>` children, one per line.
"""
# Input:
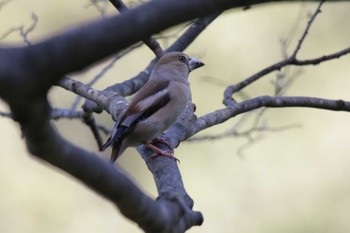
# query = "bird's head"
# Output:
<box><xmin>156</xmin><ymin>52</ymin><xmax>205</xmax><ymax>76</ymax></box>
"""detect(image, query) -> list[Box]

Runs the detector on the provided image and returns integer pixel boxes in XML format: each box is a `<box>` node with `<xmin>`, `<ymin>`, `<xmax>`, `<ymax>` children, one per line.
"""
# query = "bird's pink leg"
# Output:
<box><xmin>145</xmin><ymin>143</ymin><xmax>179</xmax><ymax>162</ymax></box>
<box><xmin>150</xmin><ymin>138</ymin><xmax>173</xmax><ymax>151</ymax></box>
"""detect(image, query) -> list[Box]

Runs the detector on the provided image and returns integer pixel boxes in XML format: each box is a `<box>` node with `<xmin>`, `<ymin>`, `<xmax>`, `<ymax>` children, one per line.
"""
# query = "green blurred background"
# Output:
<box><xmin>1</xmin><ymin>1</ymin><xmax>350</xmax><ymax>232</ymax></box>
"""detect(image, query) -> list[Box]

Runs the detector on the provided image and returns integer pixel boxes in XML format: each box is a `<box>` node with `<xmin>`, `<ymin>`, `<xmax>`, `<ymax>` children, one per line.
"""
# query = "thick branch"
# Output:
<box><xmin>0</xmin><ymin>0</ymin><xmax>252</xmax><ymax>98</ymax></box>
<box><xmin>108</xmin><ymin>0</ymin><xmax>164</xmax><ymax>58</ymax></box>
<box><xmin>9</xmin><ymin>97</ymin><xmax>202</xmax><ymax>233</ymax></box>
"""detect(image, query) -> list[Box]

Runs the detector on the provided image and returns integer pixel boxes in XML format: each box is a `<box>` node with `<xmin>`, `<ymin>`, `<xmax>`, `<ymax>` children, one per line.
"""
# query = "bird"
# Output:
<box><xmin>100</xmin><ymin>51</ymin><xmax>204</xmax><ymax>162</ymax></box>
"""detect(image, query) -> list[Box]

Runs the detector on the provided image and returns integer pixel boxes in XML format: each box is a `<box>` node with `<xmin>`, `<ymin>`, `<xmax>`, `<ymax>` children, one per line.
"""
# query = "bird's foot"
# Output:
<box><xmin>150</xmin><ymin>138</ymin><xmax>173</xmax><ymax>151</ymax></box>
<box><xmin>150</xmin><ymin>151</ymin><xmax>180</xmax><ymax>162</ymax></box>
<box><xmin>145</xmin><ymin>143</ymin><xmax>179</xmax><ymax>162</ymax></box>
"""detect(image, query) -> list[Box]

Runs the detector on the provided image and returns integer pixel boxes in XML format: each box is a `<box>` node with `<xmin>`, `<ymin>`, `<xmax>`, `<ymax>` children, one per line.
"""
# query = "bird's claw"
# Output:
<box><xmin>145</xmin><ymin>142</ymin><xmax>180</xmax><ymax>162</ymax></box>
<box><xmin>150</xmin><ymin>138</ymin><xmax>173</xmax><ymax>151</ymax></box>
<box><xmin>149</xmin><ymin>151</ymin><xmax>180</xmax><ymax>162</ymax></box>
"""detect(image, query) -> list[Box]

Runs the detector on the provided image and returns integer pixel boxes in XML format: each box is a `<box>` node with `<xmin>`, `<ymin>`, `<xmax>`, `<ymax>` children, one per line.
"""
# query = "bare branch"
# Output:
<box><xmin>294</xmin><ymin>47</ymin><xmax>350</xmax><ymax>65</ymax></box>
<box><xmin>83</xmin><ymin>111</ymin><xmax>104</xmax><ymax>148</ymax></box>
<box><xmin>192</xmin><ymin>96</ymin><xmax>350</xmax><ymax>139</ymax></box>
<box><xmin>224</xmin><ymin>45</ymin><xmax>350</xmax><ymax>106</ymax></box>
<box><xmin>50</xmin><ymin>108</ymin><xmax>83</xmax><ymax>120</ymax></box>
<box><xmin>20</xmin><ymin>13</ymin><xmax>38</xmax><ymax>46</ymax></box>
<box><xmin>58</xmin><ymin>77</ymin><xmax>109</xmax><ymax>107</ymax></box>
<box><xmin>223</xmin><ymin>0</ymin><xmax>328</xmax><ymax>106</ymax></box>
<box><xmin>0</xmin><ymin>12</ymin><xmax>37</xmax><ymax>45</ymax></box>
<box><xmin>1</xmin><ymin>108</ymin><xmax>84</xmax><ymax>120</ymax></box>
<box><xmin>291</xmin><ymin>0</ymin><xmax>325</xmax><ymax>58</ymax></box>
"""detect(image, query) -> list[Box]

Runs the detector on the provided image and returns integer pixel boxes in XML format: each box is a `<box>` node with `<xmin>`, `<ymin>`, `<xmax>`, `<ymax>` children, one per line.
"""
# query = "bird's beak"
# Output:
<box><xmin>188</xmin><ymin>57</ymin><xmax>205</xmax><ymax>72</ymax></box>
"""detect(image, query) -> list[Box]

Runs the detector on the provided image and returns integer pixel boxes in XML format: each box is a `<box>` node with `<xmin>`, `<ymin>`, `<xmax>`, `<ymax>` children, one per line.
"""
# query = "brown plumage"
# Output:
<box><xmin>100</xmin><ymin>52</ymin><xmax>204</xmax><ymax>162</ymax></box>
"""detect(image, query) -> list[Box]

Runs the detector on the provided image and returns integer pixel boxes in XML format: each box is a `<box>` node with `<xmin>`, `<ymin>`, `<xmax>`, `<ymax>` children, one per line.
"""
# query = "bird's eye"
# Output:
<box><xmin>178</xmin><ymin>55</ymin><xmax>187</xmax><ymax>64</ymax></box>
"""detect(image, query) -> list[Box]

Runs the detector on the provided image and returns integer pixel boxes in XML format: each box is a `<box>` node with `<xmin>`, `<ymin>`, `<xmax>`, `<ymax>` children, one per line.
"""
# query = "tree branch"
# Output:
<box><xmin>223</xmin><ymin>0</ymin><xmax>328</xmax><ymax>106</ymax></box>
<box><xmin>8</xmin><ymin>95</ymin><xmax>202</xmax><ymax>233</ymax></box>
<box><xmin>192</xmin><ymin>96</ymin><xmax>350</xmax><ymax>138</ymax></box>
<box><xmin>223</xmin><ymin>45</ymin><xmax>350</xmax><ymax>106</ymax></box>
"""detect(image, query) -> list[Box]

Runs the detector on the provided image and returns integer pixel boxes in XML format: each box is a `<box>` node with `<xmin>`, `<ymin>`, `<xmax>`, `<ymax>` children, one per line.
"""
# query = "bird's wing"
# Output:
<box><xmin>109</xmin><ymin>87</ymin><xmax>170</xmax><ymax>161</ymax></box>
<box><xmin>120</xmin><ymin>80</ymin><xmax>170</xmax><ymax>128</ymax></box>
<box><xmin>99</xmin><ymin>122</ymin><xmax>127</xmax><ymax>151</ymax></box>
<box><xmin>99</xmin><ymin>80</ymin><xmax>170</xmax><ymax>152</ymax></box>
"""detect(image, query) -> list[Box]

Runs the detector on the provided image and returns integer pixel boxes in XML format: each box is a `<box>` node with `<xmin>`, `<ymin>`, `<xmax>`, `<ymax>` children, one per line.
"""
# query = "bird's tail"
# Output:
<box><xmin>100</xmin><ymin>137</ymin><xmax>112</xmax><ymax>151</ymax></box>
<box><xmin>110</xmin><ymin>141</ymin><xmax>123</xmax><ymax>162</ymax></box>
<box><xmin>100</xmin><ymin>125</ymin><xmax>127</xmax><ymax>162</ymax></box>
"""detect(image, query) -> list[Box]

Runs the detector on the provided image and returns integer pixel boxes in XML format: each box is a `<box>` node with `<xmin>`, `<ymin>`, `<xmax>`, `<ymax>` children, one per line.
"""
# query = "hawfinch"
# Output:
<box><xmin>100</xmin><ymin>52</ymin><xmax>204</xmax><ymax>162</ymax></box>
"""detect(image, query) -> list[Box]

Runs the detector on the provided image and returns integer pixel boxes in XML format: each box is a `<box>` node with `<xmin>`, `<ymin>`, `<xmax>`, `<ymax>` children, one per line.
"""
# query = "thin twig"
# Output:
<box><xmin>291</xmin><ymin>0</ymin><xmax>325</xmax><ymax>58</ymax></box>
<box><xmin>223</xmin><ymin>0</ymin><xmax>327</xmax><ymax>106</ymax></box>
<box><xmin>224</xmin><ymin>45</ymin><xmax>350</xmax><ymax>106</ymax></box>
<box><xmin>83</xmin><ymin>111</ymin><xmax>104</xmax><ymax>148</ymax></box>
<box><xmin>21</xmin><ymin>13</ymin><xmax>38</xmax><ymax>46</ymax></box>
<box><xmin>0</xmin><ymin>13</ymin><xmax>38</xmax><ymax>45</ymax></box>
